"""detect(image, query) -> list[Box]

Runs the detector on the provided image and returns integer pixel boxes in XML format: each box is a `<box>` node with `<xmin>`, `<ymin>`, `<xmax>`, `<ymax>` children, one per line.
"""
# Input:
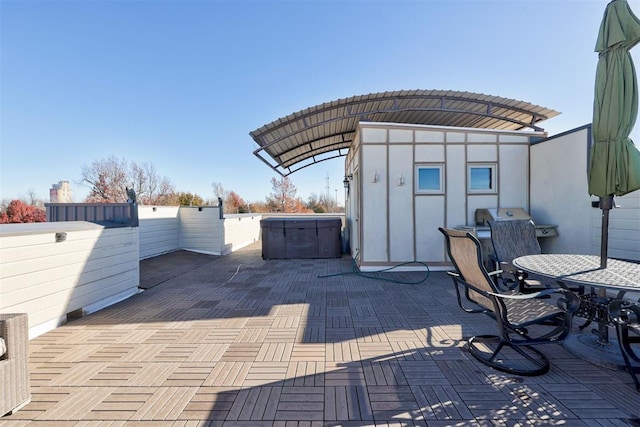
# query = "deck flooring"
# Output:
<box><xmin>3</xmin><ymin>243</ymin><xmax>640</xmax><ymax>426</ymax></box>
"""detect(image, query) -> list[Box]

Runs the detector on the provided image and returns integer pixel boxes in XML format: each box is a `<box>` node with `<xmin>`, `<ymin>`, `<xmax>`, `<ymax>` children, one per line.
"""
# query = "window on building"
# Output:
<box><xmin>416</xmin><ymin>165</ymin><xmax>444</xmax><ymax>193</ymax></box>
<box><xmin>468</xmin><ymin>164</ymin><xmax>497</xmax><ymax>193</ymax></box>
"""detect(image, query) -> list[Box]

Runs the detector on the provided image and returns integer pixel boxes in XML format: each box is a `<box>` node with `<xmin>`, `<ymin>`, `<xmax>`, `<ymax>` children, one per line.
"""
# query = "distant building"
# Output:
<box><xmin>49</xmin><ymin>181</ymin><xmax>73</xmax><ymax>203</ymax></box>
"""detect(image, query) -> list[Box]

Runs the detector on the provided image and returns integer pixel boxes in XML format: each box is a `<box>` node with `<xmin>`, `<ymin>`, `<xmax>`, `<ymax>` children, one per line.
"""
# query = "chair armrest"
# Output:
<box><xmin>448</xmin><ymin>270</ymin><xmax>503</xmax><ymax>279</ymax></box>
<box><xmin>609</xmin><ymin>299</ymin><xmax>640</xmax><ymax>326</ymax></box>
<box><xmin>499</xmin><ymin>261</ymin><xmax>519</xmax><ymax>274</ymax></box>
<box><xmin>447</xmin><ymin>271</ymin><xmax>494</xmax><ymax>299</ymax></box>
<box><xmin>0</xmin><ymin>313</ymin><xmax>29</xmax><ymax>360</ymax></box>
<box><xmin>488</xmin><ymin>288</ymin><xmax>581</xmax><ymax>313</ymax></box>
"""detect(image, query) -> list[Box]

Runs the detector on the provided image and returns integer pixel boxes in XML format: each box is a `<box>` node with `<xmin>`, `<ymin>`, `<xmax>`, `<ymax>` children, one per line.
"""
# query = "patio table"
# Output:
<box><xmin>512</xmin><ymin>254</ymin><xmax>640</xmax><ymax>368</ymax></box>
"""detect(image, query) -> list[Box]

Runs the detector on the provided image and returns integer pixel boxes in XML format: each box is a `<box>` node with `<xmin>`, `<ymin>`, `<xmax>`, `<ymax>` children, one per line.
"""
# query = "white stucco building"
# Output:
<box><xmin>251</xmin><ymin>90</ymin><xmax>640</xmax><ymax>270</ymax></box>
<box><xmin>49</xmin><ymin>180</ymin><xmax>73</xmax><ymax>203</ymax></box>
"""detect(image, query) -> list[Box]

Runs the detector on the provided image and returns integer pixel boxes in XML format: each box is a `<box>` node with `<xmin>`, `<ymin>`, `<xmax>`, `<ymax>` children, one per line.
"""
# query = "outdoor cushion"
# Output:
<box><xmin>0</xmin><ymin>336</ymin><xmax>6</xmax><ymax>358</ymax></box>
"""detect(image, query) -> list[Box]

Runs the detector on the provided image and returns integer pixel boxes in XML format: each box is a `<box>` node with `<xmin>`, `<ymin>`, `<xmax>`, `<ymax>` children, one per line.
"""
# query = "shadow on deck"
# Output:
<box><xmin>4</xmin><ymin>242</ymin><xmax>640</xmax><ymax>425</ymax></box>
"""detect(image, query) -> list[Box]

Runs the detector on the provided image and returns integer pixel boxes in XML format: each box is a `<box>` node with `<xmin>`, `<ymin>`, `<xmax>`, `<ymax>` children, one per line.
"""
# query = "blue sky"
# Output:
<box><xmin>2</xmin><ymin>0</ymin><xmax>638</xmax><ymax>205</ymax></box>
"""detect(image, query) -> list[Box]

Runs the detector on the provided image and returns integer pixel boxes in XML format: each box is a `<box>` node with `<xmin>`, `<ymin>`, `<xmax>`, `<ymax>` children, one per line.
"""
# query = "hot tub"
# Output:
<box><xmin>260</xmin><ymin>217</ymin><xmax>342</xmax><ymax>259</ymax></box>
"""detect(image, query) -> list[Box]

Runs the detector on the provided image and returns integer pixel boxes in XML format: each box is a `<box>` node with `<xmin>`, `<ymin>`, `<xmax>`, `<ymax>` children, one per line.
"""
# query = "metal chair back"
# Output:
<box><xmin>440</xmin><ymin>227</ymin><xmax>497</xmax><ymax>312</ymax></box>
<box><xmin>489</xmin><ymin>219</ymin><xmax>540</xmax><ymax>264</ymax></box>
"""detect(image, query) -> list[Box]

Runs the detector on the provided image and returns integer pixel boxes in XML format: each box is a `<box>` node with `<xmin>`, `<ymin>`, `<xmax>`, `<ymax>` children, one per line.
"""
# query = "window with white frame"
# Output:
<box><xmin>416</xmin><ymin>165</ymin><xmax>444</xmax><ymax>193</ymax></box>
<box><xmin>468</xmin><ymin>164</ymin><xmax>497</xmax><ymax>193</ymax></box>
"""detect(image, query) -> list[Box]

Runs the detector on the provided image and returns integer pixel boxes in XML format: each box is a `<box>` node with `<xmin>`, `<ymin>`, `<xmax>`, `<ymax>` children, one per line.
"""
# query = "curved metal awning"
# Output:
<box><xmin>250</xmin><ymin>89</ymin><xmax>560</xmax><ymax>176</ymax></box>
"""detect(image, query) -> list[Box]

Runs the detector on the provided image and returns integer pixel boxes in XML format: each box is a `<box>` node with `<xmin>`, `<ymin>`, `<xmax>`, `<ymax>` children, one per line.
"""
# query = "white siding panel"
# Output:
<box><xmin>468</xmin><ymin>133</ymin><xmax>497</xmax><ymax>143</ymax></box>
<box><xmin>361</xmin><ymin>127</ymin><xmax>387</xmax><ymax>143</ymax></box>
<box><xmin>499</xmin><ymin>134</ymin><xmax>529</xmax><ymax>143</ymax></box>
<box><xmin>179</xmin><ymin>207</ymin><xmax>223</xmax><ymax>254</ymax></box>
<box><xmin>1</xmin><ymin>228</ymin><xmax>131</xmax><ymax>264</ymax></box>
<box><xmin>389</xmin><ymin>129</ymin><xmax>413</xmax><ymax>143</ymax></box>
<box><xmin>446</xmin><ymin>145</ymin><xmax>466</xmax><ymax>227</ymax></box>
<box><xmin>389</xmin><ymin>145</ymin><xmax>414</xmax><ymax>261</ymax></box>
<box><xmin>362</xmin><ymin>145</ymin><xmax>388</xmax><ymax>262</ymax></box>
<box><xmin>0</xmin><ymin>223</ymin><xmax>139</xmax><ymax>337</ymax></box>
<box><xmin>498</xmin><ymin>144</ymin><xmax>529</xmax><ymax>210</ymax></box>
<box><xmin>415</xmin><ymin>130</ymin><xmax>445</xmax><ymax>143</ymax></box>
<box><xmin>415</xmin><ymin>196</ymin><xmax>445</xmax><ymax>262</ymax></box>
<box><xmin>415</xmin><ymin>145</ymin><xmax>445</xmax><ymax>162</ymax></box>
<box><xmin>446</xmin><ymin>132</ymin><xmax>465</xmax><ymax>143</ymax></box>
<box><xmin>530</xmin><ymin>128</ymin><xmax>593</xmax><ymax>255</ymax></box>
<box><xmin>138</xmin><ymin>206</ymin><xmax>180</xmax><ymax>259</ymax></box>
<box><xmin>467</xmin><ymin>145</ymin><xmax>497</xmax><ymax>162</ymax></box>
<box><xmin>607</xmin><ymin>191</ymin><xmax>640</xmax><ymax>261</ymax></box>
<box><xmin>223</xmin><ymin>215</ymin><xmax>262</xmax><ymax>254</ymax></box>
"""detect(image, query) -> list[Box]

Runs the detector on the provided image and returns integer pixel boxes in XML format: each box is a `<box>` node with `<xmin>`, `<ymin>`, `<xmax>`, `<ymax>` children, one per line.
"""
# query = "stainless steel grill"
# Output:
<box><xmin>474</xmin><ymin>208</ymin><xmax>558</xmax><ymax>238</ymax></box>
<box><xmin>456</xmin><ymin>208</ymin><xmax>558</xmax><ymax>266</ymax></box>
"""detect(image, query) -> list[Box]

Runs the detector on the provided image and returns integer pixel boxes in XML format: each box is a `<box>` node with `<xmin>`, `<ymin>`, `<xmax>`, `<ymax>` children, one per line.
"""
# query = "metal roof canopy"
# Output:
<box><xmin>250</xmin><ymin>89</ymin><xmax>560</xmax><ymax>176</ymax></box>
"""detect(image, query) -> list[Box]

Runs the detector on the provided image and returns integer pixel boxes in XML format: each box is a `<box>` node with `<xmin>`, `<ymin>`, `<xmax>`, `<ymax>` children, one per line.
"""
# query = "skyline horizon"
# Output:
<box><xmin>3</xmin><ymin>1</ymin><xmax>640</xmax><ymax>205</ymax></box>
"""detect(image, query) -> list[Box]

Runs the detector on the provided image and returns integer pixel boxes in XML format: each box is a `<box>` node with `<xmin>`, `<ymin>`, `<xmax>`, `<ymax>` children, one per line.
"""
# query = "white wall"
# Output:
<box><xmin>530</xmin><ymin>126</ymin><xmax>595</xmax><ymax>255</ymax></box>
<box><xmin>179</xmin><ymin>207</ymin><xmax>224</xmax><ymax>255</ymax></box>
<box><xmin>606</xmin><ymin>191</ymin><xmax>640</xmax><ymax>260</ymax></box>
<box><xmin>221</xmin><ymin>214</ymin><xmax>262</xmax><ymax>255</ymax></box>
<box><xmin>531</xmin><ymin>125</ymin><xmax>640</xmax><ymax>261</ymax></box>
<box><xmin>389</xmin><ymin>144</ymin><xmax>414</xmax><ymax>261</ymax></box>
<box><xmin>177</xmin><ymin>208</ymin><xmax>262</xmax><ymax>256</ymax></box>
<box><xmin>139</xmin><ymin>206</ymin><xmax>261</xmax><ymax>258</ymax></box>
<box><xmin>0</xmin><ymin>222</ymin><xmax>139</xmax><ymax>338</ymax></box>
<box><xmin>138</xmin><ymin>206</ymin><xmax>180</xmax><ymax>259</ymax></box>
<box><xmin>361</xmin><ymin>144</ymin><xmax>388</xmax><ymax>262</ymax></box>
<box><xmin>349</xmin><ymin>122</ymin><xmax>544</xmax><ymax>270</ymax></box>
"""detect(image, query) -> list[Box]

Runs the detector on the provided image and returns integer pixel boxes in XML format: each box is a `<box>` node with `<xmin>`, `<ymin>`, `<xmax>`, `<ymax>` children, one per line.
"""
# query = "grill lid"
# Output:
<box><xmin>475</xmin><ymin>208</ymin><xmax>532</xmax><ymax>226</ymax></box>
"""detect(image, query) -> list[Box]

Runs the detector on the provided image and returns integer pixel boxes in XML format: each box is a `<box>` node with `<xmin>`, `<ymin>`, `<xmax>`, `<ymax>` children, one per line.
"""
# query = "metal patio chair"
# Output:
<box><xmin>609</xmin><ymin>299</ymin><xmax>640</xmax><ymax>391</ymax></box>
<box><xmin>488</xmin><ymin>219</ymin><xmax>549</xmax><ymax>293</ymax></box>
<box><xmin>438</xmin><ymin>227</ymin><xmax>579</xmax><ymax>376</ymax></box>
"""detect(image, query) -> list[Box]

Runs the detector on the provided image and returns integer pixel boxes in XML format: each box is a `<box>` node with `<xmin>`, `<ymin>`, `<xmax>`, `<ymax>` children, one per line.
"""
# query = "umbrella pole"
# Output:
<box><xmin>595</xmin><ymin>195</ymin><xmax>614</xmax><ymax>345</ymax></box>
<box><xmin>598</xmin><ymin>195</ymin><xmax>614</xmax><ymax>269</ymax></box>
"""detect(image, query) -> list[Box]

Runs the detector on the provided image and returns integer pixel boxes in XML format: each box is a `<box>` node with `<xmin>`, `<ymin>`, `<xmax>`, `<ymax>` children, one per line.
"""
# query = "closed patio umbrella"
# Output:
<box><xmin>589</xmin><ymin>0</ymin><xmax>640</xmax><ymax>268</ymax></box>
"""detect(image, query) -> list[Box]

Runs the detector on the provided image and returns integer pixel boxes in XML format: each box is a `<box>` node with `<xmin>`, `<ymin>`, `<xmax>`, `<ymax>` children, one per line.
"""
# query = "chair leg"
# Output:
<box><xmin>615</xmin><ymin>323</ymin><xmax>640</xmax><ymax>391</ymax></box>
<box><xmin>467</xmin><ymin>335</ymin><xmax>550</xmax><ymax>376</ymax></box>
<box><xmin>577</xmin><ymin>318</ymin><xmax>593</xmax><ymax>331</ymax></box>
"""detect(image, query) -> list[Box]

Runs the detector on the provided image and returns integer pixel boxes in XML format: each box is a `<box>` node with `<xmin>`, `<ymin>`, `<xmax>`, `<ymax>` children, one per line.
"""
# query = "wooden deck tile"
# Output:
<box><xmin>233</xmin><ymin>328</ymin><xmax>269</xmax><ymax>343</ymax></box>
<box><xmin>326</xmin><ymin>342</ymin><xmax>360</xmax><ymax>362</ymax></box>
<box><xmin>3</xmin><ymin>245</ymin><xmax>640</xmax><ymax>425</ymax></box>
<box><xmin>323</xmin><ymin>362</ymin><xmax>365</xmax><ymax>386</ymax></box>
<box><xmin>41</xmin><ymin>387</ymin><xmax>115</xmax><ymax>420</ymax></box>
<box><xmin>367</xmin><ymin>385</ymin><xmax>421</xmax><ymax>421</ymax></box>
<box><xmin>324</xmin><ymin>385</ymin><xmax>372</xmax><ymax>421</ymax></box>
<box><xmin>128</xmin><ymin>387</ymin><xmax>199</xmax><ymax>421</ymax></box>
<box><xmin>89</xmin><ymin>364</ymin><xmax>141</xmax><ymax>386</ymax></box>
<box><xmin>273</xmin><ymin>387</ymin><xmax>325</xmax><ymax>421</ymax></box>
<box><xmin>357</xmin><ymin>343</ymin><xmax>394</xmax><ymax>360</ymax></box>
<box><xmin>127</xmin><ymin>363</ymin><xmax>182</xmax><ymax>387</ymax></box>
<box><xmin>163</xmin><ymin>363</ymin><xmax>215</xmax><ymax>387</ymax></box>
<box><xmin>244</xmin><ymin>362</ymin><xmax>289</xmax><ymax>387</ymax></box>
<box><xmin>256</xmin><ymin>342</ymin><xmax>294</xmax><ymax>362</ymax></box>
<box><xmin>202</xmin><ymin>361</ymin><xmax>251</xmax><ymax>387</ymax></box>
<box><xmin>298</xmin><ymin>326</ymin><xmax>325</xmax><ymax>343</ymax></box>
<box><xmin>220</xmin><ymin>343</ymin><xmax>261</xmax><ymax>361</ymax></box>
<box><xmin>284</xmin><ymin>361</ymin><xmax>323</xmax><ymax>387</ymax></box>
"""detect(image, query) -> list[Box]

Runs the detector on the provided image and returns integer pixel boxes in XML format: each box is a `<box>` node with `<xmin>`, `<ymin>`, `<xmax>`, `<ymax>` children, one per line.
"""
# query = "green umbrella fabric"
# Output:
<box><xmin>589</xmin><ymin>0</ymin><xmax>640</xmax><ymax>197</ymax></box>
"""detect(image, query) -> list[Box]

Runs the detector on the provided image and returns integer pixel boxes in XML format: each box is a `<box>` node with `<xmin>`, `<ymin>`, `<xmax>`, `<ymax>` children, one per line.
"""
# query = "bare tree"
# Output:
<box><xmin>306</xmin><ymin>192</ymin><xmax>339</xmax><ymax>213</ymax></box>
<box><xmin>80</xmin><ymin>156</ymin><xmax>175</xmax><ymax>204</ymax></box>
<box><xmin>24</xmin><ymin>189</ymin><xmax>45</xmax><ymax>208</ymax></box>
<box><xmin>211</xmin><ymin>182</ymin><xmax>225</xmax><ymax>199</ymax></box>
<box><xmin>267</xmin><ymin>176</ymin><xmax>305</xmax><ymax>213</ymax></box>
<box><xmin>130</xmin><ymin>162</ymin><xmax>175</xmax><ymax>205</ymax></box>
<box><xmin>81</xmin><ymin>156</ymin><xmax>129</xmax><ymax>202</ymax></box>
